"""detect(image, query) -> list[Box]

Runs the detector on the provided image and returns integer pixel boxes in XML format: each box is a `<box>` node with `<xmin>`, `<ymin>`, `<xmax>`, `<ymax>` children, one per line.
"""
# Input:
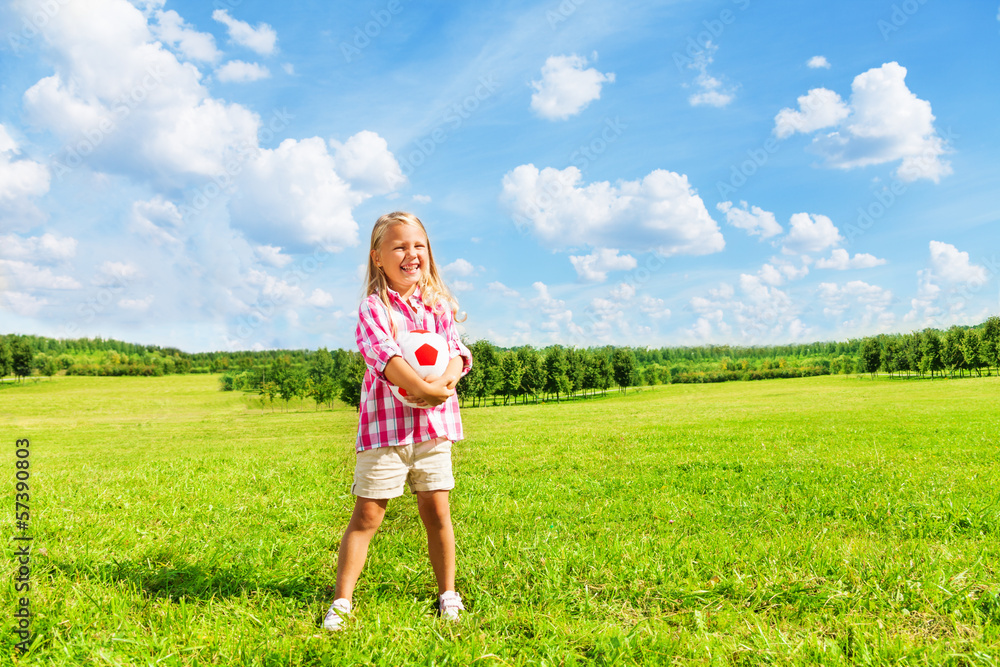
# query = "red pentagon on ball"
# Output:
<box><xmin>414</xmin><ymin>343</ymin><xmax>438</xmax><ymax>367</ymax></box>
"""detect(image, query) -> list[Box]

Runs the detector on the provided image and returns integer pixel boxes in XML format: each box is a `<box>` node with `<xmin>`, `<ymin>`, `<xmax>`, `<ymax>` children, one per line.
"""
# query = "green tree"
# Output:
<box><xmin>942</xmin><ymin>326</ymin><xmax>966</xmax><ymax>377</ymax></box>
<box><xmin>565</xmin><ymin>348</ymin><xmax>585</xmax><ymax>394</ymax></box>
<box><xmin>516</xmin><ymin>346</ymin><xmax>543</xmax><ymax>403</ymax></box>
<box><xmin>859</xmin><ymin>337</ymin><xmax>881</xmax><ymax>377</ymax></box>
<box><xmin>498</xmin><ymin>350</ymin><xmax>524</xmax><ymax>406</ymax></box>
<box><xmin>339</xmin><ymin>352</ymin><xmax>366</xmax><ymax>411</ymax></box>
<box><xmin>880</xmin><ymin>337</ymin><xmax>902</xmax><ymax>377</ymax></box>
<box><xmin>902</xmin><ymin>332</ymin><xmax>921</xmax><ymax>377</ymax></box>
<box><xmin>612</xmin><ymin>348</ymin><xmax>636</xmax><ymax>394</ymax></box>
<box><xmin>919</xmin><ymin>329</ymin><xmax>944</xmax><ymax>378</ymax></box>
<box><xmin>983</xmin><ymin>316</ymin><xmax>1000</xmax><ymax>374</ymax></box>
<box><xmin>961</xmin><ymin>328</ymin><xmax>984</xmax><ymax>377</ymax></box>
<box><xmin>0</xmin><ymin>338</ymin><xmax>12</xmax><ymax>378</ymax></box>
<box><xmin>11</xmin><ymin>339</ymin><xmax>33</xmax><ymax>382</ymax></box>
<box><xmin>544</xmin><ymin>346</ymin><xmax>570</xmax><ymax>402</ymax></box>
<box><xmin>259</xmin><ymin>380</ymin><xmax>278</xmax><ymax>412</ymax></box>
<box><xmin>598</xmin><ymin>352</ymin><xmax>614</xmax><ymax>394</ymax></box>
<box><xmin>464</xmin><ymin>340</ymin><xmax>500</xmax><ymax>407</ymax></box>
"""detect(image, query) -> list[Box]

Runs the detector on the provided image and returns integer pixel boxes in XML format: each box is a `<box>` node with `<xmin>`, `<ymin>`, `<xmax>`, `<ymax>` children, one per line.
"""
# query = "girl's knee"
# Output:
<box><xmin>417</xmin><ymin>491</ymin><xmax>451</xmax><ymax>529</ymax></box>
<box><xmin>351</xmin><ymin>498</ymin><xmax>387</xmax><ymax>532</ymax></box>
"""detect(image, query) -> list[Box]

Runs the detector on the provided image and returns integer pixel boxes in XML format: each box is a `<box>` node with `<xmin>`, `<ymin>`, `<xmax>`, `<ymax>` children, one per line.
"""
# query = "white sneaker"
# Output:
<box><xmin>438</xmin><ymin>591</ymin><xmax>464</xmax><ymax>621</ymax></box>
<box><xmin>323</xmin><ymin>598</ymin><xmax>351</xmax><ymax>631</ymax></box>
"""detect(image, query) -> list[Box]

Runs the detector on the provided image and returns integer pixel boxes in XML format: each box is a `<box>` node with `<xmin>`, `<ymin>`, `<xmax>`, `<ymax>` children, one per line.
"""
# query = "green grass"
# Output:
<box><xmin>2</xmin><ymin>374</ymin><xmax>999</xmax><ymax>665</ymax></box>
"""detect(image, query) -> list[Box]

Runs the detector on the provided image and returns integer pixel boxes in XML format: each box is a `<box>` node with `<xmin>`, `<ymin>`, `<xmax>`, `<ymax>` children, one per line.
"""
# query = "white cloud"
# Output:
<box><xmin>569</xmin><ymin>248</ymin><xmax>637</xmax><ymax>282</ymax></box>
<box><xmin>20</xmin><ymin>0</ymin><xmax>261</xmax><ymax>183</ymax></box>
<box><xmin>0</xmin><ymin>233</ymin><xmax>76</xmax><ymax>262</ymax></box>
<box><xmin>610</xmin><ymin>283</ymin><xmax>634</xmax><ymax>301</ymax></box>
<box><xmin>807</xmin><ymin>55</ymin><xmax>831</xmax><ymax>69</ymax></box>
<box><xmin>306</xmin><ymin>288</ymin><xmax>335</xmax><ymax>307</ymax></box>
<box><xmin>212</xmin><ymin>9</ymin><xmax>277</xmax><ymax>55</ymax></box>
<box><xmin>929</xmin><ymin>240</ymin><xmax>987</xmax><ymax>284</ymax></box>
<box><xmin>687</xmin><ymin>273</ymin><xmax>803</xmax><ymax>343</ymax></box>
<box><xmin>230</xmin><ymin>137</ymin><xmax>365</xmax><ymax>251</ymax></box>
<box><xmin>131</xmin><ymin>196</ymin><xmax>183</xmax><ymax>245</ymax></box>
<box><xmin>530</xmin><ymin>54</ymin><xmax>614</xmax><ymax>120</ymax></box>
<box><xmin>716</xmin><ymin>201</ymin><xmax>782</xmax><ymax>239</ymax></box>
<box><xmin>773</xmin><ymin>88</ymin><xmax>849</xmax><ymax>139</ymax></box>
<box><xmin>776</xmin><ymin>62</ymin><xmax>951</xmax><ymax>182</ymax></box>
<box><xmin>529</xmin><ymin>281</ymin><xmax>577</xmax><ymax>336</ymax></box>
<box><xmin>330</xmin><ymin>130</ymin><xmax>406</xmax><ymax>195</ymax></box>
<box><xmin>152</xmin><ymin>9</ymin><xmax>220</xmax><ymax>63</ymax></box>
<box><xmin>816</xmin><ymin>248</ymin><xmax>887</xmax><ymax>270</ymax></box>
<box><xmin>638</xmin><ymin>295</ymin><xmax>669</xmax><ymax>319</ymax></box>
<box><xmin>255</xmin><ymin>245</ymin><xmax>293</xmax><ymax>268</ymax></box>
<box><xmin>818</xmin><ymin>280</ymin><xmax>895</xmax><ymax>332</ymax></box>
<box><xmin>282</xmin><ymin>63</ymin><xmax>295</xmax><ymax>75</ymax></box>
<box><xmin>685</xmin><ymin>42</ymin><xmax>735</xmax><ymax>108</ymax></box>
<box><xmin>0</xmin><ymin>291</ymin><xmax>48</xmax><ymax>317</ymax></box>
<box><xmin>782</xmin><ymin>212</ymin><xmax>843</xmax><ymax>253</ymax></box>
<box><xmin>451</xmin><ymin>280</ymin><xmax>474</xmax><ymax>292</ymax></box>
<box><xmin>412</xmin><ymin>194</ymin><xmax>432</xmax><ymax>204</ymax></box>
<box><xmin>119</xmin><ymin>296</ymin><xmax>154</xmax><ymax>311</ymax></box>
<box><xmin>95</xmin><ymin>261</ymin><xmax>140</xmax><ymax>286</ymax></box>
<box><xmin>903</xmin><ymin>268</ymin><xmax>942</xmax><ymax>325</ymax></box>
<box><xmin>215</xmin><ymin>60</ymin><xmax>271</xmax><ymax>83</ymax></box>
<box><xmin>0</xmin><ymin>260</ymin><xmax>81</xmax><ymax>290</ymax></box>
<box><xmin>488</xmin><ymin>281</ymin><xmax>520</xmax><ymax>298</ymax></box>
<box><xmin>757</xmin><ymin>263</ymin><xmax>785</xmax><ymax>286</ymax></box>
<box><xmin>501</xmin><ymin>164</ymin><xmax>724</xmax><ymax>257</ymax></box>
<box><xmin>444</xmin><ymin>258</ymin><xmax>475</xmax><ymax>277</ymax></box>
<box><xmin>0</xmin><ymin>124</ymin><xmax>50</xmax><ymax>226</ymax></box>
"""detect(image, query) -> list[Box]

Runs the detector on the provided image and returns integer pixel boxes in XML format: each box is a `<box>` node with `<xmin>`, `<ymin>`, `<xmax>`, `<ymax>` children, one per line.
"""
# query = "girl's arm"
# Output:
<box><xmin>383</xmin><ymin>356</ymin><xmax>455</xmax><ymax>407</ymax></box>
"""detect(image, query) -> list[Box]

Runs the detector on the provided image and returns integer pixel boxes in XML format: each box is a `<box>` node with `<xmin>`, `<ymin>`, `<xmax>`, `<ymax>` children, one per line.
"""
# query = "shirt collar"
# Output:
<box><xmin>386</xmin><ymin>284</ymin><xmax>422</xmax><ymax>306</ymax></box>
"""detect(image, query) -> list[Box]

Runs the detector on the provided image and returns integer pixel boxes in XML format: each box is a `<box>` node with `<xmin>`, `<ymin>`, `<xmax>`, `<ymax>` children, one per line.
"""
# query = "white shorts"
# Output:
<box><xmin>351</xmin><ymin>437</ymin><xmax>453</xmax><ymax>499</ymax></box>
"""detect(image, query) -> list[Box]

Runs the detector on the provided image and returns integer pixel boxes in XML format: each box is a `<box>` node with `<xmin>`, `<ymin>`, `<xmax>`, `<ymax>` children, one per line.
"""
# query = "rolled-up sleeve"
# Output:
<box><xmin>436</xmin><ymin>306</ymin><xmax>473</xmax><ymax>377</ymax></box>
<box><xmin>356</xmin><ymin>296</ymin><xmax>402</xmax><ymax>377</ymax></box>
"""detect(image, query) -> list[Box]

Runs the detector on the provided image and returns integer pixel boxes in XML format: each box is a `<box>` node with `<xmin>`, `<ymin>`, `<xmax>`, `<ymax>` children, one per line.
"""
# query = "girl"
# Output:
<box><xmin>324</xmin><ymin>211</ymin><xmax>473</xmax><ymax>631</ymax></box>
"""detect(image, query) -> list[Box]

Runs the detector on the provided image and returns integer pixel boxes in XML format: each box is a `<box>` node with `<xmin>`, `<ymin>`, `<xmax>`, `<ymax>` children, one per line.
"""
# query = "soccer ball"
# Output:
<box><xmin>388</xmin><ymin>329</ymin><xmax>450</xmax><ymax>409</ymax></box>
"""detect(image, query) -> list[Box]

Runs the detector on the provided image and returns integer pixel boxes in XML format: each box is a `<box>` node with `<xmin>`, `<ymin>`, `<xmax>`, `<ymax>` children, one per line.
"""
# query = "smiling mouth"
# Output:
<box><xmin>401</xmin><ymin>263</ymin><xmax>420</xmax><ymax>275</ymax></box>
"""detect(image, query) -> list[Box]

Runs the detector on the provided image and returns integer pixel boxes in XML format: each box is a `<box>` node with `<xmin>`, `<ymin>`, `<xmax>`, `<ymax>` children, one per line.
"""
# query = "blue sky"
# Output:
<box><xmin>1</xmin><ymin>0</ymin><xmax>998</xmax><ymax>352</ymax></box>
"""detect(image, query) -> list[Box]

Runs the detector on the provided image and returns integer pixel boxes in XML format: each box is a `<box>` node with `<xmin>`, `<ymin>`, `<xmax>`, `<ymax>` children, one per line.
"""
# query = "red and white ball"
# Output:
<box><xmin>388</xmin><ymin>329</ymin><xmax>450</xmax><ymax>409</ymax></box>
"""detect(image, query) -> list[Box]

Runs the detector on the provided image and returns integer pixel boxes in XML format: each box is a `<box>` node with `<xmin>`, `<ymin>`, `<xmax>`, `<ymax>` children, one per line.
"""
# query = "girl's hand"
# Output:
<box><xmin>416</xmin><ymin>375</ymin><xmax>454</xmax><ymax>407</ymax></box>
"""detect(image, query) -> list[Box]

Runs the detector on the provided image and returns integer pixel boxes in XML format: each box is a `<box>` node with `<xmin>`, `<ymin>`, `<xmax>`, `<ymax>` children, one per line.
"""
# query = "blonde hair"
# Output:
<box><xmin>365</xmin><ymin>211</ymin><xmax>465</xmax><ymax>337</ymax></box>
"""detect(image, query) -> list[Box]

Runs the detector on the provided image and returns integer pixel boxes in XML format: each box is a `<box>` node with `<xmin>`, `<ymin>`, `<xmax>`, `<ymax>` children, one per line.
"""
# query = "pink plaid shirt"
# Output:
<box><xmin>355</xmin><ymin>286</ymin><xmax>473</xmax><ymax>452</ymax></box>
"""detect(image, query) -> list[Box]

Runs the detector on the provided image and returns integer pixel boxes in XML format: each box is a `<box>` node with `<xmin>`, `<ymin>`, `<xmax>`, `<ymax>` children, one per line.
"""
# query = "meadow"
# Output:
<box><xmin>1</xmin><ymin>373</ymin><xmax>998</xmax><ymax>665</ymax></box>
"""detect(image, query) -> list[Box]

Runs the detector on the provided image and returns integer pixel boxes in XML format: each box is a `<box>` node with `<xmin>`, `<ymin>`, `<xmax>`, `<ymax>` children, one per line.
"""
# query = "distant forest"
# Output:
<box><xmin>2</xmin><ymin>315</ymin><xmax>998</xmax><ymax>409</ymax></box>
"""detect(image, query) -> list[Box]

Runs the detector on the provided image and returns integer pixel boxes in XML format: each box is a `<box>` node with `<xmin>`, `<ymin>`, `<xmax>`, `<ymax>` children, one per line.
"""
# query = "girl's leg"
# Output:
<box><xmin>415</xmin><ymin>490</ymin><xmax>455</xmax><ymax>594</ymax></box>
<box><xmin>334</xmin><ymin>497</ymin><xmax>388</xmax><ymax>601</ymax></box>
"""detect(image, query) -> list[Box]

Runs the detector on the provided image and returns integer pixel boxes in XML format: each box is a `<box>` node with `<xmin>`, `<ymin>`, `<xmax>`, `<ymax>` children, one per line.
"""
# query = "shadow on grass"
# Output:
<box><xmin>48</xmin><ymin>549</ymin><xmax>329</xmax><ymax>603</ymax></box>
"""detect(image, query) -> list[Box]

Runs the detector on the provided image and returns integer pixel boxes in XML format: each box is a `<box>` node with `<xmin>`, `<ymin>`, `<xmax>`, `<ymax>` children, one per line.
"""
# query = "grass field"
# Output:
<box><xmin>1</xmin><ymin>373</ymin><xmax>999</xmax><ymax>665</ymax></box>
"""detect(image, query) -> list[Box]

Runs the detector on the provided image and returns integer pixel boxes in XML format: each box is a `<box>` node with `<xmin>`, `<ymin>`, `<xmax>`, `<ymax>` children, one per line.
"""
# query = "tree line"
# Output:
<box><xmin>856</xmin><ymin>317</ymin><xmax>1000</xmax><ymax>378</ymax></box>
<box><xmin>3</xmin><ymin>316</ymin><xmax>999</xmax><ymax>406</ymax></box>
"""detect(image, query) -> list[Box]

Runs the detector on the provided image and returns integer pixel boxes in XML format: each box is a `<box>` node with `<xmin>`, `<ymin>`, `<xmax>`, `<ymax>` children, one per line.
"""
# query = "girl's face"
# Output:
<box><xmin>373</xmin><ymin>222</ymin><xmax>428</xmax><ymax>299</ymax></box>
